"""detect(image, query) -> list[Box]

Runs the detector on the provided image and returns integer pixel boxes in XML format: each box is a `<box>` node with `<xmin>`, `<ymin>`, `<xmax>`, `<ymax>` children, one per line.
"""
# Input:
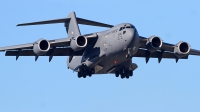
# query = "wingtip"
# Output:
<box><xmin>17</xmin><ymin>23</ymin><xmax>29</xmax><ymax>26</ymax></box>
<box><xmin>17</xmin><ymin>23</ymin><xmax>26</xmax><ymax>26</ymax></box>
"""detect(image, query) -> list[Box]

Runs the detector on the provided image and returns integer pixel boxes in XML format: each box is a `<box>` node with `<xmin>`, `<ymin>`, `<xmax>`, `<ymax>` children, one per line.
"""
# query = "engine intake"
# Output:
<box><xmin>70</xmin><ymin>35</ymin><xmax>87</xmax><ymax>51</ymax></box>
<box><xmin>174</xmin><ymin>41</ymin><xmax>190</xmax><ymax>58</ymax></box>
<box><xmin>146</xmin><ymin>36</ymin><xmax>163</xmax><ymax>52</ymax></box>
<box><xmin>33</xmin><ymin>39</ymin><xmax>50</xmax><ymax>55</ymax></box>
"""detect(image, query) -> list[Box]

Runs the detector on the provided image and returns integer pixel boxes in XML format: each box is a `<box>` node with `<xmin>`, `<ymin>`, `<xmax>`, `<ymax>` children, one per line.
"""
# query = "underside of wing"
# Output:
<box><xmin>133</xmin><ymin>49</ymin><xmax>188</xmax><ymax>63</ymax></box>
<box><xmin>134</xmin><ymin>49</ymin><xmax>188</xmax><ymax>59</ymax></box>
<box><xmin>138</xmin><ymin>35</ymin><xmax>200</xmax><ymax>63</ymax></box>
<box><xmin>5</xmin><ymin>47</ymin><xmax>84</xmax><ymax>62</ymax></box>
<box><xmin>0</xmin><ymin>32</ymin><xmax>99</xmax><ymax>62</ymax></box>
<box><xmin>6</xmin><ymin>48</ymin><xmax>84</xmax><ymax>56</ymax></box>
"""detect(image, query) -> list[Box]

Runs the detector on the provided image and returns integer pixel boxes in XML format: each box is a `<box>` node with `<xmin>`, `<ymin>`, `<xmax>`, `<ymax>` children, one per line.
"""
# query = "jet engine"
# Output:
<box><xmin>33</xmin><ymin>39</ymin><xmax>50</xmax><ymax>55</ymax></box>
<box><xmin>70</xmin><ymin>35</ymin><xmax>87</xmax><ymax>51</ymax></box>
<box><xmin>174</xmin><ymin>41</ymin><xmax>190</xmax><ymax>58</ymax></box>
<box><xmin>146</xmin><ymin>36</ymin><xmax>163</xmax><ymax>52</ymax></box>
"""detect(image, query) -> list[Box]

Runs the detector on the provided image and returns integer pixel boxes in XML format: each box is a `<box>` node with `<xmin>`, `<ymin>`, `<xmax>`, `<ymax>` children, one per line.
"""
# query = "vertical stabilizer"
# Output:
<box><xmin>65</xmin><ymin>11</ymin><xmax>81</xmax><ymax>38</ymax></box>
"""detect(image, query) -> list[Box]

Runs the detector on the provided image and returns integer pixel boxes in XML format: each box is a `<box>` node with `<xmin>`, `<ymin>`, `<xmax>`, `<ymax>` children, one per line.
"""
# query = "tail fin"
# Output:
<box><xmin>65</xmin><ymin>11</ymin><xmax>81</xmax><ymax>38</ymax></box>
<box><xmin>17</xmin><ymin>11</ymin><xmax>114</xmax><ymax>38</ymax></box>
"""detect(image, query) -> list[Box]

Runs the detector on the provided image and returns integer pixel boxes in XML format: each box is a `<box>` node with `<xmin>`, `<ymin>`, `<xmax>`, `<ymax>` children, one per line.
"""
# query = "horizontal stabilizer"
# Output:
<box><xmin>76</xmin><ymin>17</ymin><xmax>113</xmax><ymax>28</ymax></box>
<box><xmin>17</xmin><ymin>17</ymin><xmax>113</xmax><ymax>28</ymax></box>
<box><xmin>17</xmin><ymin>18</ymin><xmax>71</xmax><ymax>26</ymax></box>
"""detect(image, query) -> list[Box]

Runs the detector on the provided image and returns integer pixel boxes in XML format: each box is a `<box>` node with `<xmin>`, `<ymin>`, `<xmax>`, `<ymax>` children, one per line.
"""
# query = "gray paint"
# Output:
<box><xmin>1</xmin><ymin>11</ymin><xmax>200</xmax><ymax>78</ymax></box>
<box><xmin>65</xmin><ymin>12</ymin><xmax>81</xmax><ymax>38</ymax></box>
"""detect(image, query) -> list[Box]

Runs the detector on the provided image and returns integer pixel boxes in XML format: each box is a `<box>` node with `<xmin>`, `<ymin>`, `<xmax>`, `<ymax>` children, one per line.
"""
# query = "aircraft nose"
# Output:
<box><xmin>124</xmin><ymin>27</ymin><xmax>140</xmax><ymax>51</ymax></box>
<box><xmin>125</xmin><ymin>29</ymin><xmax>135</xmax><ymax>41</ymax></box>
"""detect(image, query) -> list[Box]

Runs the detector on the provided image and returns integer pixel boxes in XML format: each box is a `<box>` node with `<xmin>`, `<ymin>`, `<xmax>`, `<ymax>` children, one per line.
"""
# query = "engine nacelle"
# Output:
<box><xmin>146</xmin><ymin>36</ymin><xmax>163</xmax><ymax>52</ymax></box>
<box><xmin>70</xmin><ymin>35</ymin><xmax>87</xmax><ymax>51</ymax></box>
<box><xmin>33</xmin><ymin>39</ymin><xmax>50</xmax><ymax>55</ymax></box>
<box><xmin>174</xmin><ymin>41</ymin><xmax>190</xmax><ymax>58</ymax></box>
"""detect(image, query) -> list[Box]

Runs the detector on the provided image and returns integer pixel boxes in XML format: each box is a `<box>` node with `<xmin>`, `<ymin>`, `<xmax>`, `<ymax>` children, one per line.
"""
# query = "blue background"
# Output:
<box><xmin>0</xmin><ymin>0</ymin><xmax>200</xmax><ymax>112</ymax></box>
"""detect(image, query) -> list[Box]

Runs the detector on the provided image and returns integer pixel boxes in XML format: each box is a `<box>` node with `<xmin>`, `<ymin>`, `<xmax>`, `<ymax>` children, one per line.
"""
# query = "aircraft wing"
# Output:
<box><xmin>137</xmin><ymin>36</ymin><xmax>200</xmax><ymax>63</ymax></box>
<box><xmin>0</xmin><ymin>38</ymin><xmax>70</xmax><ymax>51</ymax></box>
<box><xmin>17</xmin><ymin>17</ymin><xmax>113</xmax><ymax>28</ymax></box>
<box><xmin>0</xmin><ymin>37</ymin><xmax>85</xmax><ymax>61</ymax></box>
<box><xmin>5</xmin><ymin>48</ymin><xmax>84</xmax><ymax>56</ymax></box>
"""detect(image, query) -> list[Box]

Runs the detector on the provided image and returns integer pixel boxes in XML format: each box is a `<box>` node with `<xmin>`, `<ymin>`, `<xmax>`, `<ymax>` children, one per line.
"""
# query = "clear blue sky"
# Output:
<box><xmin>0</xmin><ymin>0</ymin><xmax>200</xmax><ymax>112</ymax></box>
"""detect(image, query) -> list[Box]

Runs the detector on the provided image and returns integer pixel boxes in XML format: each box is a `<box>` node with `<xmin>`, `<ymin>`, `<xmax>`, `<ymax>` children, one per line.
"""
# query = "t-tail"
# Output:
<box><xmin>17</xmin><ymin>11</ymin><xmax>114</xmax><ymax>38</ymax></box>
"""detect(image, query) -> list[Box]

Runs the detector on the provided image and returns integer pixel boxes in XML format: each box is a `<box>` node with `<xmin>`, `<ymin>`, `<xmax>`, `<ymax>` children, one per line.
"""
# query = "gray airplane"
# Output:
<box><xmin>1</xmin><ymin>11</ymin><xmax>200</xmax><ymax>79</ymax></box>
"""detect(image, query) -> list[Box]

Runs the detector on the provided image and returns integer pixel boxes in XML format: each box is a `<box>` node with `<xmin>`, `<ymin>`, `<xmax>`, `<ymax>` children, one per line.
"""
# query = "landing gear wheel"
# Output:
<box><xmin>120</xmin><ymin>69</ymin><xmax>125</xmax><ymax>79</ymax></box>
<box><xmin>129</xmin><ymin>70</ymin><xmax>133</xmax><ymax>77</ymax></box>
<box><xmin>88</xmin><ymin>71</ymin><xmax>92</xmax><ymax>77</ymax></box>
<box><xmin>83</xmin><ymin>71</ymin><xmax>87</xmax><ymax>78</ymax></box>
<box><xmin>91</xmin><ymin>68</ymin><xmax>95</xmax><ymax>74</ymax></box>
<box><xmin>78</xmin><ymin>72</ymin><xmax>82</xmax><ymax>78</ymax></box>
<box><xmin>115</xmin><ymin>71</ymin><xmax>119</xmax><ymax>77</ymax></box>
<box><xmin>88</xmin><ymin>68</ymin><xmax>94</xmax><ymax>77</ymax></box>
<box><xmin>121</xmin><ymin>73</ymin><xmax>125</xmax><ymax>79</ymax></box>
<box><xmin>125</xmin><ymin>69</ymin><xmax>129</xmax><ymax>79</ymax></box>
<box><xmin>83</xmin><ymin>75</ymin><xmax>86</xmax><ymax>78</ymax></box>
<box><xmin>125</xmin><ymin>73</ymin><xmax>129</xmax><ymax>79</ymax></box>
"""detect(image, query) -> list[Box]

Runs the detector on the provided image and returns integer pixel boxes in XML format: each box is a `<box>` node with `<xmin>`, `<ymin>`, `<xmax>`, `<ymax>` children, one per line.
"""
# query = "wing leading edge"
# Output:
<box><xmin>0</xmin><ymin>38</ymin><xmax>71</xmax><ymax>52</ymax></box>
<box><xmin>0</xmin><ymin>32</ymin><xmax>98</xmax><ymax>61</ymax></box>
<box><xmin>0</xmin><ymin>38</ymin><xmax>74</xmax><ymax>62</ymax></box>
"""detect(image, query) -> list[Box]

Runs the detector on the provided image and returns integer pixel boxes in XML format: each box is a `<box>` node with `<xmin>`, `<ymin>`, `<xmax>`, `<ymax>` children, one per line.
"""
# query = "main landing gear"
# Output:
<box><xmin>115</xmin><ymin>69</ymin><xmax>133</xmax><ymax>79</ymax></box>
<box><xmin>77</xmin><ymin>66</ymin><xmax>94</xmax><ymax>78</ymax></box>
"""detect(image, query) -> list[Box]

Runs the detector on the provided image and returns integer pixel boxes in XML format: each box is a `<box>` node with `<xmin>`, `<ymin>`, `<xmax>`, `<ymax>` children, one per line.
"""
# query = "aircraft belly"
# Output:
<box><xmin>96</xmin><ymin>50</ymin><xmax>128</xmax><ymax>74</ymax></box>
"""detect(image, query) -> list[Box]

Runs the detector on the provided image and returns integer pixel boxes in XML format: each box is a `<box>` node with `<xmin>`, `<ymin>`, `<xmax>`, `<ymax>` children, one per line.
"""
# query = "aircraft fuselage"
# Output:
<box><xmin>67</xmin><ymin>23</ymin><xmax>140</xmax><ymax>74</ymax></box>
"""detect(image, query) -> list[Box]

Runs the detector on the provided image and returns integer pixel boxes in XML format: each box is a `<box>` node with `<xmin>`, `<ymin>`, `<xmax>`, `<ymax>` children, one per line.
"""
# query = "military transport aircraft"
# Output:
<box><xmin>1</xmin><ymin>11</ymin><xmax>200</xmax><ymax>79</ymax></box>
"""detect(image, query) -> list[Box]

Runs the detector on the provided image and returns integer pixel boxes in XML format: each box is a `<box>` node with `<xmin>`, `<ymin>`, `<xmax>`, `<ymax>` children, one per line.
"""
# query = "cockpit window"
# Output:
<box><xmin>119</xmin><ymin>25</ymin><xmax>134</xmax><ymax>31</ymax></box>
<box><xmin>126</xmin><ymin>25</ymin><xmax>134</xmax><ymax>28</ymax></box>
<box><xmin>119</xmin><ymin>27</ymin><xmax>122</xmax><ymax>31</ymax></box>
<box><xmin>119</xmin><ymin>27</ymin><xmax>125</xmax><ymax>31</ymax></box>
